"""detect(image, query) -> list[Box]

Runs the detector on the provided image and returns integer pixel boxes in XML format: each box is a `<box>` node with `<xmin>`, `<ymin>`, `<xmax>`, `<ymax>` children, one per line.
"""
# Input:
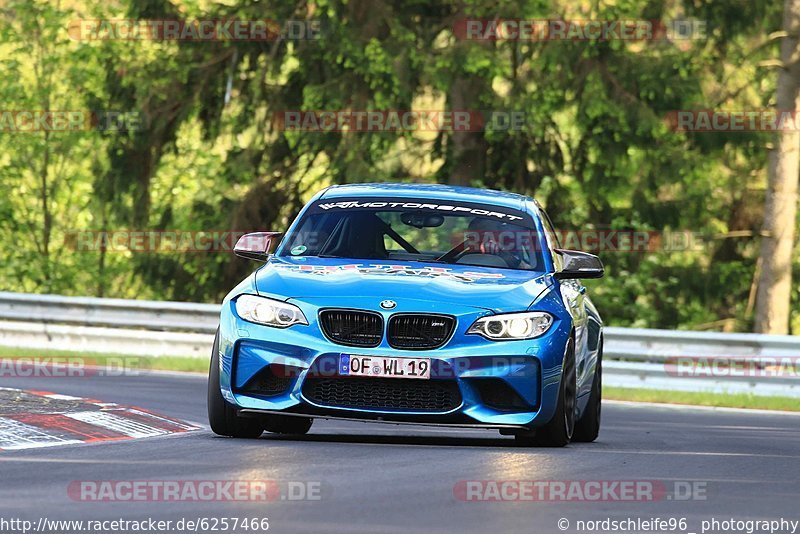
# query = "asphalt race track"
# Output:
<box><xmin>1</xmin><ymin>370</ymin><xmax>799</xmax><ymax>533</ymax></box>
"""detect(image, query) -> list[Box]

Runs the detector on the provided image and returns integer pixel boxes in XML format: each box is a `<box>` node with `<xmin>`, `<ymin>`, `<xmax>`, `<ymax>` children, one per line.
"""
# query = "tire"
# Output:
<box><xmin>207</xmin><ymin>330</ymin><xmax>264</xmax><ymax>439</ymax></box>
<box><xmin>573</xmin><ymin>339</ymin><xmax>602</xmax><ymax>443</ymax></box>
<box><xmin>262</xmin><ymin>414</ymin><xmax>313</xmax><ymax>435</ymax></box>
<box><xmin>515</xmin><ymin>337</ymin><xmax>576</xmax><ymax>447</ymax></box>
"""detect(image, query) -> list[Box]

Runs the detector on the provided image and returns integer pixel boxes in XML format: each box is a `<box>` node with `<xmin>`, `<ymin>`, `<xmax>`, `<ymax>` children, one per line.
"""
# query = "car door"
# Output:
<box><xmin>538</xmin><ymin>206</ymin><xmax>591</xmax><ymax>393</ymax></box>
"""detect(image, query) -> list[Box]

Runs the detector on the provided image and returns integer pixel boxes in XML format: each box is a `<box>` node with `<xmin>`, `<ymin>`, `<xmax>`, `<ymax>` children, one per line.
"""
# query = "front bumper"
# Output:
<box><xmin>217</xmin><ymin>296</ymin><xmax>571</xmax><ymax>429</ymax></box>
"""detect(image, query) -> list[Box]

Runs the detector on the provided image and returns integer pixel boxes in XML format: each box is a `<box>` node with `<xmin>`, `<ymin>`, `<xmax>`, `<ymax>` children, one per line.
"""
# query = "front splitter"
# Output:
<box><xmin>238</xmin><ymin>408</ymin><xmax>528</xmax><ymax>431</ymax></box>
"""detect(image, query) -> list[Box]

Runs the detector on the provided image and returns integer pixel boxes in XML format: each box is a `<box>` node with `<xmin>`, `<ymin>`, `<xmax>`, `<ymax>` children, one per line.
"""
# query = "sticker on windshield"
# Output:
<box><xmin>312</xmin><ymin>198</ymin><xmax>529</xmax><ymax>223</ymax></box>
<box><xmin>290</xmin><ymin>245</ymin><xmax>307</xmax><ymax>255</ymax></box>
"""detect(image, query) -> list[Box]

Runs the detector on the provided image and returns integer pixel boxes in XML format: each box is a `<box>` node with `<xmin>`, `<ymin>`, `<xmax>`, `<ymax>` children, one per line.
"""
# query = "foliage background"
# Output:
<box><xmin>0</xmin><ymin>0</ymin><xmax>794</xmax><ymax>332</ymax></box>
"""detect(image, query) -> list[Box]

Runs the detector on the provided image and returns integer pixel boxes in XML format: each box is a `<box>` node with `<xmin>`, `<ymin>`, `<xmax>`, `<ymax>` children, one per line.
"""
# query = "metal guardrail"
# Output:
<box><xmin>602</xmin><ymin>361</ymin><xmax>800</xmax><ymax>398</ymax></box>
<box><xmin>603</xmin><ymin>326</ymin><xmax>800</xmax><ymax>362</ymax></box>
<box><xmin>0</xmin><ymin>292</ymin><xmax>219</xmax><ymax>333</ymax></box>
<box><xmin>0</xmin><ymin>291</ymin><xmax>798</xmax><ymax>396</ymax></box>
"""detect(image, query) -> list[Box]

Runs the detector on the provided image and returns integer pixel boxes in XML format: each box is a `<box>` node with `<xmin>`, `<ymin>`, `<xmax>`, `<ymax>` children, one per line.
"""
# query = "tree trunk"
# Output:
<box><xmin>39</xmin><ymin>129</ymin><xmax>51</xmax><ymax>287</ymax></box>
<box><xmin>754</xmin><ymin>0</ymin><xmax>800</xmax><ymax>333</ymax></box>
<box><xmin>445</xmin><ymin>2</ymin><xmax>490</xmax><ymax>187</ymax></box>
<box><xmin>447</xmin><ymin>74</ymin><xmax>488</xmax><ymax>186</ymax></box>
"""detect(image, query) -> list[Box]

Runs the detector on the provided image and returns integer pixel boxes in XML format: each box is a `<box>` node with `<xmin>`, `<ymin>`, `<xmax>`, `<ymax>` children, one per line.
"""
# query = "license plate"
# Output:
<box><xmin>339</xmin><ymin>354</ymin><xmax>430</xmax><ymax>379</ymax></box>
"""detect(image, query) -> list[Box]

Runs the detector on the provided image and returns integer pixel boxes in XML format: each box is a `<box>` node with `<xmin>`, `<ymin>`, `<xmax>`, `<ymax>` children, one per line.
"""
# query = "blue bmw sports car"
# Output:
<box><xmin>208</xmin><ymin>183</ymin><xmax>604</xmax><ymax>446</ymax></box>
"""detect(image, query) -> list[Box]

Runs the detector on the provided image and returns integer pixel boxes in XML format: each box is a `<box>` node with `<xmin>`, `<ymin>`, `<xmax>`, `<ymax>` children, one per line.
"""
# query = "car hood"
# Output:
<box><xmin>254</xmin><ymin>257</ymin><xmax>553</xmax><ymax>313</ymax></box>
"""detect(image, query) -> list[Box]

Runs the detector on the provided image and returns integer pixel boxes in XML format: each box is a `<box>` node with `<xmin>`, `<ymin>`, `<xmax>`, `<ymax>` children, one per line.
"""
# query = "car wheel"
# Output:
<box><xmin>262</xmin><ymin>414</ymin><xmax>313</xmax><ymax>435</ymax></box>
<box><xmin>573</xmin><ymin>339</ymin><xmax>602</xmax><ymax>443</ymax></box>
<box><xmin>515</xmin><ymin>337</ymin><xmax>576</xmax><ymax>447</ymax></box>
<box><xmin>207</xmin><ymin>330</ymin><xmax>264</xmax><ymax>439</ymax></box>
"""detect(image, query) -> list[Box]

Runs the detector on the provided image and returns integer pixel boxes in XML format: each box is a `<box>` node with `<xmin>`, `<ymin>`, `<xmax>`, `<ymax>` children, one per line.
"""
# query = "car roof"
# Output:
<box><xmin>319</xmin><ymin>183</ymin><xmax>533</xmax><ymax>212</ymax></box>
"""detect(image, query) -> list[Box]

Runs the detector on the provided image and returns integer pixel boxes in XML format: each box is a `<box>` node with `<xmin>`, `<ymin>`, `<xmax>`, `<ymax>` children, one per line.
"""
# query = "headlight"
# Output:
<box><xmin>235</xmin><ymin>294</ymin><xmax>308</xmax><ymax>328</ymax></box>
<box><xmin>467</xmin><ymin>311</ymin><xmax>553</xmax><ymax>340</ymax></box>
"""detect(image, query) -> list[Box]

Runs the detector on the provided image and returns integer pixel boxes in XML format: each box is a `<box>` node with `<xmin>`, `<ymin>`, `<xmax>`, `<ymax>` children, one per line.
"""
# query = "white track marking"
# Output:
<box><xmin>606</xmin><ymin>399</ymin><xmax>800</xmax><ymax>416</ymax></box>
<box><xmin>41</xmin><ymin>394</ymin><xmax>83</xmax><ymax>401</ymax></box>
<box><xmin>63</xmin><ymin>411</ymin><xmax>168</xmax><ymax>438</ymax></box>
<box><xmin>0</xmin><ymin>417</ymin><xmax>82</xmax><ymax>450</ymax></box>
<box><xmin>125</xmin><ymin>409</ymin><xmax>199</xmax><ymax>431</ymax></box>
<box><xmin>581</xmin><ymin>449</ymin><xmax>800</xmax><ymax>459</ymax></box>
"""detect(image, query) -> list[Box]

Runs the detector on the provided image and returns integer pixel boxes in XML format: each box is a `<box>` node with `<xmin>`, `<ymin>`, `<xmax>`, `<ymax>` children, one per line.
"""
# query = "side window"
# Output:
<box><xmin>538</xmin><ymin>207</ymin><xmax>562</xmax><ymax>271</ymax></box>
<box><xmin>282</xmin><ymin>213</ymin><xmax>340</xmax><ymax>256</ymax></box>
<box><xmin>539</xmin><ymin>208</ymin><xmax>561</xmax><ymax>250</ymax></box>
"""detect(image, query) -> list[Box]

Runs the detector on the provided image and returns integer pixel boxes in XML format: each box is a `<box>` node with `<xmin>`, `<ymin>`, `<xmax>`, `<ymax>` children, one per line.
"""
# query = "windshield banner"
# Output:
<box><xmin>309</xmin><ymin>197</ymin><xmax>534</xmax><ymax>226</ymax></box>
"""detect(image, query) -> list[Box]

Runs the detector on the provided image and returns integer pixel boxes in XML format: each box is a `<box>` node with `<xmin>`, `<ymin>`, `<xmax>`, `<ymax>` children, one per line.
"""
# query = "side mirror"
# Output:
<box><xmin>553</xmin><ymin>249</ymin><xmax>604</xmax><ymax>279</ymax></box>
<box><xmin>234</xmin><ymin>232</ymin><xmax>281</xmax><ymax>261</ymax></box>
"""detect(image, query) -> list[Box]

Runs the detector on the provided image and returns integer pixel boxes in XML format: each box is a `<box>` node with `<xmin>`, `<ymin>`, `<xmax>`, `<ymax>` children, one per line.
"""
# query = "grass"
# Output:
<box><xmin>0</xmin><ymin>345</ymin><xmax>208</xmax><ymax>373</ymax></box>
<box><xmin>606</xmin><ymin>386</ymin><xmax>800</xmax><ymax>412</ymax></box>
<box><xmin>0</xmin><ymin>346</ymin><xmax>797</xmax><ymax>412</ymax></box>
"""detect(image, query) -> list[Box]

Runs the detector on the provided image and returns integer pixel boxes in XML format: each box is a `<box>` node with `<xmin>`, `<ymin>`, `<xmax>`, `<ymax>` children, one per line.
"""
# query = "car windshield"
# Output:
<box><xmin>279</xmin><ymin>198</ymin><xmax>545</xmax><ymax>271</ymax></box>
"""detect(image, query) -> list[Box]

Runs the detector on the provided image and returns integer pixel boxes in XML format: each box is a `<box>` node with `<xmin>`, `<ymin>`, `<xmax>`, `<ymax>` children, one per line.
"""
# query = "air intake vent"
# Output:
<box><xmin>473</xmin><ymin>378</ymin><xmax>533</xmax><ymax>411</ymax></box>
<box><xmin>302</xmin><ymin>377</ymin><xmax>462</xmax><ymax>412</ymax></box>
<box><xmin>239</xmin><ymin>367</ymin><xmax>293</xmax><ymax>397</ymax></box>
<box><xmin>387</xmin><ymin>314</ymin><xmax>455</xmax><ymax>350</ymax></box>
<box><xmin>319</xmin><ymin>309</ymin><xmax>383</xmax><ymax>347</ymax></box>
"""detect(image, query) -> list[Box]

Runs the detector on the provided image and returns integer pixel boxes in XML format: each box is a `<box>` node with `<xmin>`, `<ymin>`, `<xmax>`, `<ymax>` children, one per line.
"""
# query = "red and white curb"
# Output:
<box><xmin>0</xmin><ymin>388</ymin><xmax>199</xmax><ymax>451</ymax></box>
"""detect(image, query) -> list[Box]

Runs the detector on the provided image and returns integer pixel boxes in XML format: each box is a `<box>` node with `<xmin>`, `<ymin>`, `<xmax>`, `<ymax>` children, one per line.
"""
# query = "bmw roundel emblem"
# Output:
<box><xmin>380</xmin><ymin>300</ymin><xmax>397</xmax><ymax>310</ymax></box>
